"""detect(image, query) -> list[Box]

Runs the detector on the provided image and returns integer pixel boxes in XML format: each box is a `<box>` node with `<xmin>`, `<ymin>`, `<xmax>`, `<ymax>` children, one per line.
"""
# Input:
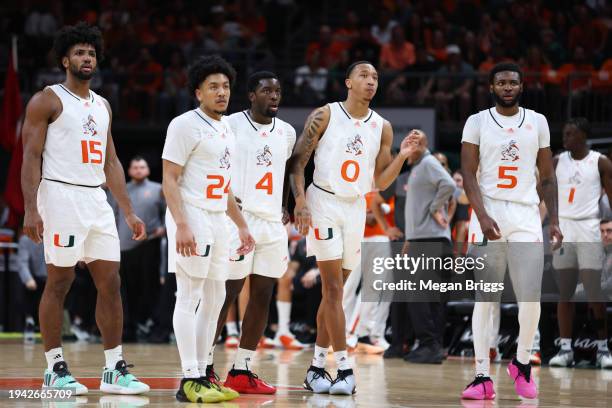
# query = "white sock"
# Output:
<box><xmin>472</xmin><ymin>302</ymin><xmax>493</xmax><ymax>376</ymax></box>
<box><xmin>226</xmin><ymin>321</ymin><xmax>239</xmax><ymax>337</ymax></box>
<box><xmin>234</xmin><ymin>347</ymin><xmax>255</xmax><ymax>370</ymax></box>
<box><xmin>276</xmin><ymin>301</ymin><xmax>291</xmax><ymax>335</ymax></box>
<box><xmin>197</xmin><ymin>279</ymin><xmax>226</xmax><ymax>377</ymax></box>
<box><xmin>489</xmin><ymin>303</ymin><xmax>500</xmax><ymax>348</ymax></box>
<box><xmin>174</xmin><ymin>268</ymin><xmax>204</xmax><ymax>378</ymax></box>
<box><xmin>560</xmin><ymin>338</ymin><xmax>572</xmax><ymax>351</ymax></box>
<box><xmin>312</xmin><ymin>345</ymin><xmax>328</xmax><ymax>368</ymax></box>
<box><xmin>334</xmin><ymin>350</ymin><xmax>351</xmax><ymax>370</ymax></box>
<box><xmin>208</xmin><ymin>345</ymin><xmax>216</xmax><ymax>365</ymax></box>
<box><xmin>45</xmin><ymin>347</ymin><xmax>64</xmax><ymax>371</ymax></box>
<box><xmin>475</xmin><ymin>358</ymin><xmax>490</xmax><ymax>377</ymax></box>
<box><xmin>516</xmin><ymin>302</ymin><xmax>540</xmax><ymax>365</ymax></box>
<box><xmin>104</xmin><ymin>345</ymin><xmax>123</xmax><ymax>369</ymax></box>
<box><xmin>596</xmin><ymin>340</ymin><xmax>609</xmax><ymax>352</ymax></box>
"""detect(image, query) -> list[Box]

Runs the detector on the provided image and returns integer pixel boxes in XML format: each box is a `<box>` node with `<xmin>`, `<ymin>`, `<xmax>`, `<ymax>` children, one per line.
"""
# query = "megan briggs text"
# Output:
<box><xmin>372</xmin><ymin>279</ymin><xmax>505</xmax><ymax>293</ymax></box>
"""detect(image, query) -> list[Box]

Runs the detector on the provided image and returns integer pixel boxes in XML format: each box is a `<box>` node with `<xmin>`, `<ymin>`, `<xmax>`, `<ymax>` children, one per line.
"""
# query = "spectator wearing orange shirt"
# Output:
<box><xmin>305</xmin><ymin>25</ymin><xmax>345</xmax><ymax>69</ymax></box>
<box><xmin>593</xmin><ymin>58</ymin><xmax>612</xmax><ymax>92</ymax></box>
<box><xmin>552</xmin><ymin>46</ymin><xmax>595</xmax><ymax>95</ymax></box>
<box><xmin>380</xmin><ymin>26</ymin><xmax>416</xmax><ymax>73</ymax></box>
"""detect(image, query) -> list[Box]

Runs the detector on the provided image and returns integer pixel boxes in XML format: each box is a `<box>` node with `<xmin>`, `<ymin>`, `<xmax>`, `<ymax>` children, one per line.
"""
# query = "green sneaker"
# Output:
<box><xmin>43</xmin><ymin>361</ymin><xmax>88</xmax><ymax>395</ymax></box>
<box><xmin>207</xmin><ymin>365</ymin><xmax>239</xmax><ymax>401</ymax></box>
<box><xmin>175</xmin><ymin>377</ymin><xmax>225</xmax><ymax>403</ymax></box>
<box><xmin>100</xmin><ymin>360</ymin><xmax>150</xmax><ymax>395</ymax></box>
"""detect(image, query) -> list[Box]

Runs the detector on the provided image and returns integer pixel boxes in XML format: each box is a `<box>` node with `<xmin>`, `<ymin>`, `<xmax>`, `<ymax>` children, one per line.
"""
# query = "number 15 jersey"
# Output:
<box><xmin>43</xmin><ymin>84</ymin><xmax>109</xmax><ymax>186</ymax></box>
<box><xmin>461</xmin><ymin>107</ymin><xmax>550</xmax><ymax>205</ymax></box>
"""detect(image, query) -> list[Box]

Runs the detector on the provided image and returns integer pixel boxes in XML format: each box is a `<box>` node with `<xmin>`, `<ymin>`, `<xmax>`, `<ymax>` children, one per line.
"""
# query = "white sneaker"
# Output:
<box><xmin>304</xmin><ymin>366</ymin><xmax>333</xmax><ymax>393</ymax></box>
<box><xmin>346</xmin><ymin>334</ymin><xmax>358</xmax><ymax>350</ymax></box>
<box><xmin>329</xmin><ymin>369</ymin><xmax>356</xmax><ymax>395</ymax></box>
<box><xmin>278</xmin><ymin>332</ymin><xmax>307</xmax><ymax>350</ymax></box>
<box><xmin>371</xmin><ymin>336</ymin><xmax>390</xmax><ymax>352</ymax></box>
<box><xmin>549</xmin><ymin>350</ymin><xmax>574</xmax><ymax>367</ymax></box>
<box><xmin>596</xmin><ymin>350</ymin><xmax>612</xmax><ymax>369</ymax></box>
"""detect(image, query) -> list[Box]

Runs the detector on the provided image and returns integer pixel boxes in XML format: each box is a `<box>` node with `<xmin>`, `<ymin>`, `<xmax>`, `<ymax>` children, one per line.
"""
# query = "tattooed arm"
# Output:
<box><xmin>288</xmin><ymin>105</ymin><xmax>330</xmax><ymax>235</ymax></box>
<box><xmin>537</xmin><ymin>147</ymin><xmax>563</xmax><ymax>249</ymax></box>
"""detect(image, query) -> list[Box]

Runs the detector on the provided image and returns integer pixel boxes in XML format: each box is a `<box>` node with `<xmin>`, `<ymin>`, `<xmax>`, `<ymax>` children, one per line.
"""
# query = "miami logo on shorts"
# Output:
<box><xmin>230</xmin><ymin>255</ymin><xmax>245</xmax><ymax>261</ymax></box>
<box><xmin>314</xmin><ymin>228</ymin><xmax>333</xmax><ymax>241</ymax></box>
<box><xmin>53</xmin><ymin>234</ymin><xmax>75</xmax><ymax>248</ymax></box>
<box><xmin>196</xmin><ymin>245</ymin><xmax>211</xmax><ymax>257</ymax></box>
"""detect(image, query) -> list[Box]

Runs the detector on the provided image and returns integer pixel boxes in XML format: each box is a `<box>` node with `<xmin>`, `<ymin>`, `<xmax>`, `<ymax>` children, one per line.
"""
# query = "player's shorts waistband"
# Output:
<box><xmin>42</xmin><ymin>177</ymin><xmax>102</xmax><ymax>189</ymax></box>
<box><xmin>313</xmin><ymin>182</ymin><xmax>335</xmax><ymax>195</ymax></box>
<box><xmin>310</xmin><ymin>183</ymin><xmax>363</xmax><ymax>203</ymax></box>
<box><xmin>559</xmin><ymin>216</ymin><xmax>600</xmax><ymax>222</ymax></box>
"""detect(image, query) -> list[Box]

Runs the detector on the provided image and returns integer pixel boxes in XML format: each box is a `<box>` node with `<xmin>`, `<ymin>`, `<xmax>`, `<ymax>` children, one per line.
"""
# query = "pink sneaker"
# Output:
<box><xmin>507</xmin><ymin>359</ymin><xmax>537</xmax><ymax>399</ymax></box>
<box><xmin>461</xmin><ymin>375</ymin><xmax>496</xmax><ymax>400</ymax></box>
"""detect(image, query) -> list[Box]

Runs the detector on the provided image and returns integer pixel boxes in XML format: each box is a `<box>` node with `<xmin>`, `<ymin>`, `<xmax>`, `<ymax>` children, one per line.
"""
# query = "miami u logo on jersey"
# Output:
<box><xmin>53</xmin><ymin>234</ymin><xmax>75</xmax><ymax>248</ymax></box>
<box><xmin>196</xmin><ymin>245</ymin><xmax>211</xmax><ymax>257</ymax></box>
<box><xmin>314</xmin><ymin>228</ymin><xmax>334</xmax><ymax>240</ymax></box>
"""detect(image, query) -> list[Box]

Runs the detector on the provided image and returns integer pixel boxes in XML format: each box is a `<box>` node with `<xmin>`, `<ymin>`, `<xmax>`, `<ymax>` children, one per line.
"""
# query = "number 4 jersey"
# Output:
<box><xmin>43</xmin><ymin>84</ymin><xmax>110</xmax><ymax>186</ymax></box>
<box><xmin>462</xmin><ymin>107</ymin><xmax>550</xmax><ymax>205</ymax></box>
<box><xmin>226</xmin><ymin>111</ymin><xmax>296</xmax><ymax>222</ymax></box>
<box><xmin>162</xmin><ymin>109</ymin><xmax>235</xmax><ymax>212</ymax></box>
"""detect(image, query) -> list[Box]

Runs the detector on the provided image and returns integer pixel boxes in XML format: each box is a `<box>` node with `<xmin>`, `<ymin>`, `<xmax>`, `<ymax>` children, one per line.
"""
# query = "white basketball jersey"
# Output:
<box><xmin>162</xmin><ymin>109</ymin><xmax>235</xmax><ymax>212</ymax></box>
<box><xmin>557</xmin><ymin>150</ymin><xmax>602</xmax><ymax>220</ymax></box>
<box><xmin>462</xmin><ymin>107</ymin><xmax>550</xmax><ymax>205</ymax></box>
<box><xmin>313</xmin><ymin>102</ymin><xmax>383</xmax><ymax>198</ymax></box>
<box><xmin>43</xmin><ymin>84</ymin><xmax>109</xmax><ymax>186</ymax></box>
<box><xmin>227</xmin><ymin>111</ymin><xmax>296</xmax><ymax>222</ymax></box>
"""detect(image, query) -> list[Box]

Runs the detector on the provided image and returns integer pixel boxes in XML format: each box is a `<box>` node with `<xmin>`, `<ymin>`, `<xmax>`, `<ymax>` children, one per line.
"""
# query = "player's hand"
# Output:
<box><xmin>431</xmin><ymin>209</ymin><xmax>449</xmax><ymax>229</ymax></box>
<box><xmin>23</xmin><ymin>209</ymin><xmax>44</xmax><ymax>244</ymax></box>
<box><xmin>176</xmin><ymin>223</ymin><xmax>197</xmax><ymax>257</ymax></box>
<box><xmin>294</xmin><ymin>198</ymin><xmax>311</xmax><ymax>236</ymax></box>
<box><xmin>126</xmin><ymin>213</ymin><xmax>147</xmax><ymax>241</ymax></box>
<box><xmin>479</xmin><ymin>214</ymin><xmax>502</xmax><ymax>241</ymax></box>
<box><xmin>25</xmin><ymin>278</ymin><xmax>37</xmax><ymax>291</ymax></box>
<box><xmin>549</xmin><ymin>222</ymin><xmax>563</xmax><ymax>251</ymax></box>
<box><xmin>281</xmin><ymin>207</ymin><xmax>291</xmax><ymax>225</ymax></box>
<box><xmin>236</xmin><ymin>227</ymin><xmax>255</xmax><ymax>255</ymax></box>
<box><xmin>385</xmin><ymin>226</ymin><xmax>404</xmax><ymax>240</ymax></box>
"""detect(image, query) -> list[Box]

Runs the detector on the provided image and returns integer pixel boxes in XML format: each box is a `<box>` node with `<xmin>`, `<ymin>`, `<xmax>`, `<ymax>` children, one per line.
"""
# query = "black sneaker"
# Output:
<box><xmin>405</xmin><ymin>344</ymin><xmax>444</xmax><ymax>364</ymax></box>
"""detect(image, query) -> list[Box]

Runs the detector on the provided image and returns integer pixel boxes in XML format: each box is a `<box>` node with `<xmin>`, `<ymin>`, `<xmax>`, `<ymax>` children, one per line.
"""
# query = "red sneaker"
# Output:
<box><xmin>224</xmin><ymin>368</ymin><xmax>276</xmax><ymax>394</ymax></box>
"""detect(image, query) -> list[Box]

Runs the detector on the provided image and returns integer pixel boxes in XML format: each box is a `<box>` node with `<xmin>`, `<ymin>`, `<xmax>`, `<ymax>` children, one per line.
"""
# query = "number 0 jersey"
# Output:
<box><xmin>43</xmin><ymin>84</ymin><xmax>109</xmax><ymax>186</ymax></box>
<box><xmin>226</xmin><ymin>111</ymin><xmax>296</xmax><ymax>222</ymax></box>
<box><xmin>162</xmin><ymin>109</ymin><xmax>235</xmax><ymax>212</ymax></box>
<box><xmin>313</xmin><ymin>102</ymin><xmax>384</xmax><ymax>198</ymax></box>
<box><xmin>461</xmin><ymin>107</ymin><xmax>550</xmax><ymax>205</ymax></box>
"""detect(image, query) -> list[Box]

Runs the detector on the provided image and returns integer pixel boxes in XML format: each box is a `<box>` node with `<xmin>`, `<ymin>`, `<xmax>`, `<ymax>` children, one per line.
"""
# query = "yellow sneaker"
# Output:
<box><xmin>175</xmin><ymin>378</ymin><xmax>225</xmax><ymax>403</ymax></box>
<box><xmin>207</xmin><ymin>366</ymin><xmax>239</xmax><ymax>401</ymax></box>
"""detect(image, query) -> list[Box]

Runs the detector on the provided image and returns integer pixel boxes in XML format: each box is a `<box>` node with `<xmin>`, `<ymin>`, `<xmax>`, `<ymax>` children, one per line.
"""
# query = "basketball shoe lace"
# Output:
<box><xmin>464</xmin><ymin>374</ymin><xmax>490</xmax><ymax>392</ymax></box>
<box><xmin>511</xmin><ymin>361</ymin><xmax>531</xmax><ymax>383</ymax></box>
<box><xmin>331</xmin><ymin>369</ymin><xmax>352</xmax><ymax>385</ymax></box>
<box><xmin>310</xmin><ymin>366</ymin><xmax>333</xmax><ymax>383</ymax></box>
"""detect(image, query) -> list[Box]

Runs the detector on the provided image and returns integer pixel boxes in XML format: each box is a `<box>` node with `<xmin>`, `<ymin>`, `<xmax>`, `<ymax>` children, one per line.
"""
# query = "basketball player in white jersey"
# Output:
<box><xmin>289</xmin><ymin>61</ymin><xmax>411</xmax><ymax>395</ymax></box>
<box><xmin>205</xmin><ymin>71</ymin><xmax>296</xmax><ymax>394</ymax></box>
<box><xmin>162</xmin><ymin>55</ymin><xmax>254</xmax><ymax>403</ymax></box>
<box><xmin>460</xmin><ymin>63</ymin><xmax>563</xmax><ymax>400</ymax></box>
<box><xmin>21</xmin><ymin>23</ymin><xmax>149</xmax><ymax>395</ymax></box>
<box><xmin>549</xmin><ymin>117</ymin><xmax>612</xmax><ymax>369</ymax></box>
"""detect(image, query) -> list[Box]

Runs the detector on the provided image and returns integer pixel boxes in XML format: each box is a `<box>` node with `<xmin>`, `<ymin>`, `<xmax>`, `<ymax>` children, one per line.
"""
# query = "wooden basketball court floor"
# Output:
<box><xmin>0</xmin><ymin>342</ymin><xmax>610</xmax><ymax>407</ymax></box>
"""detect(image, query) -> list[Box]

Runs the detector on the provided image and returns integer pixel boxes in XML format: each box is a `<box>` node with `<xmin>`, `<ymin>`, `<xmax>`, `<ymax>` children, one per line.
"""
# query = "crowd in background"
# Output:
<box><xmin>1</xmin><ymin>0</ymin><xmax>612</xmax><ymax>120</ymax></box>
